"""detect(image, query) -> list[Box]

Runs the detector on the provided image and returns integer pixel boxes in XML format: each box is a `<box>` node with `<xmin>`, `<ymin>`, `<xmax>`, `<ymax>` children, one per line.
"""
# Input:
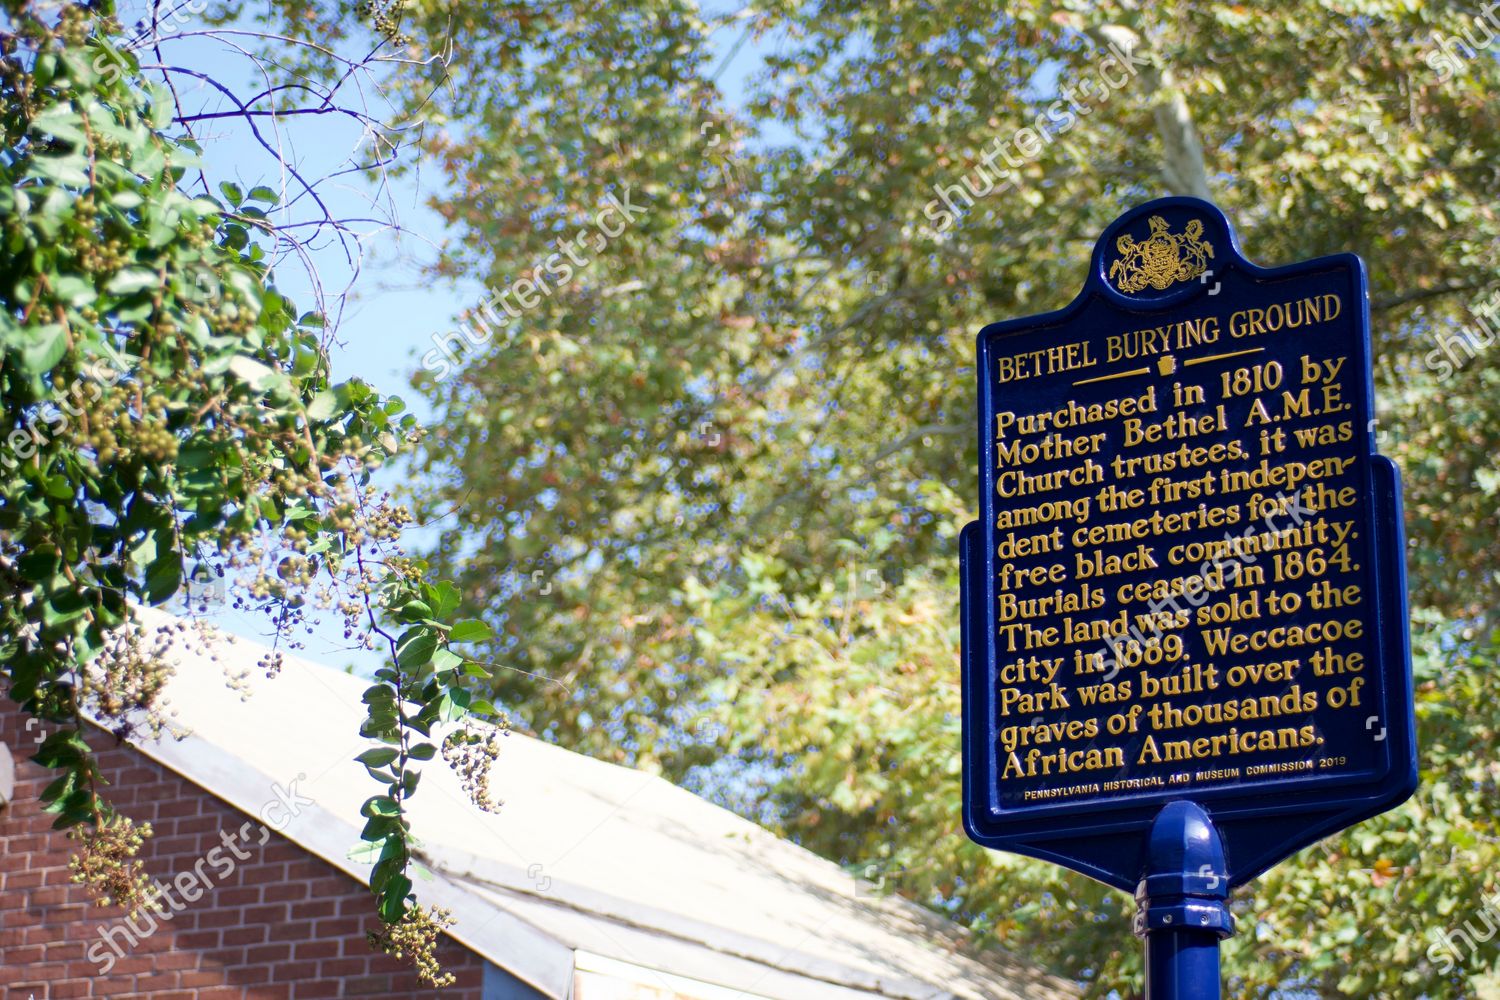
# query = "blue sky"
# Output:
<box><xmin>141</xmin><ymin>8</ymin><xmax>779</xmax><ymax>672</ymax></box>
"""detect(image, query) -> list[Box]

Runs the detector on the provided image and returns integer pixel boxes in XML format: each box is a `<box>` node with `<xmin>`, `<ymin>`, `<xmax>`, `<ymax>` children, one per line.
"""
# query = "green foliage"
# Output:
<box><xmin>0</xmin><ymin>0</ymin><xmax>504</xmax><ymax>968</ymax></box>
<box><xmin>382</xmin><ymin>0</ymin><xmax>1500</xmax><ymax>996</ymax></box>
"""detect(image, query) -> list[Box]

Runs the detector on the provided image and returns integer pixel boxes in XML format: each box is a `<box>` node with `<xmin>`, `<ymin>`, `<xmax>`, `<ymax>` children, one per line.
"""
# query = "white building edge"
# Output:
<box><xmin>119</xmin><ymin>608</ymin><xmax>1079</xmax><ymax>1000</ymax></box>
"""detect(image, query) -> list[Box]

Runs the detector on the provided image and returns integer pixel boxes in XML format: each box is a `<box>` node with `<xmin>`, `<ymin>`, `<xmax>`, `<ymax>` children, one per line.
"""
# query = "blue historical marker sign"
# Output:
<box><xmin>960</xmin><ymin>197</ymin><xmax>1418</xmax><ymax>896</ymax></box>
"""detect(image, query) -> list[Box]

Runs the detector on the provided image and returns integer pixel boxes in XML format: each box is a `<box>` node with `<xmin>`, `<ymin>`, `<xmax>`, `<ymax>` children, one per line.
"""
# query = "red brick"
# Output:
<box><xmin>244</xmin><ymin>903</ymin><xmax>289</xmax><ymax>924</ymax></box>
<box><xmin>263</xmin><ymin>881</ymin><xmax>309</xmax><ymax>902</ymax></box>
<box><xmin>9</xmin><ymin>869</ymin><xmax>49</xmax><ymax>891</ymax></box>
<box><xmin>318</xmin><ymin>957</ymin><xmax>371</xmax><ymax>977</ymax></box>
<box><xmin>284</xmin><ymin>859</ymin><xmax>328</xmax><ymax>880</ymax></box>
<box><xmin>202</xmin><ymin>945</ymin><xmax>252</xmax><ymax>967</ymax></box>
<box><xmin>313</xmin><ymin>917</ymin><xmax>363</xmax><ymax>938</ymax></box>
<box><xmin>293</xmin><ymin>938</ymin><xmax>341</xmax><ymax>960</ymax></box>
<box><xmin>0</xmin><ymin>703</ymin><xmax>485</xmax><ymax>1000</ymax></box>
<box><xmin>173</xmin><ymin>929</ymin><xmax>219</xmax><ymax>949</ymax></box>
<box><xmin>343</xmin><ymin>974</ymin><xmax>395</xmax><ymax>995</ymax></box>
<box><xmin>245</xmin><ymin>942</ymin><xmax>294</xmax><ymax>964</ymax></box>
<box><xmin>221</xmin><ymin>925</ymin><xmax>267</xmax><ymax>946</ymax></box>
<box><xmin>290</xmin><ymin>900</ymin><xmax>336</xmax><ymax>920</ymax></box>
<box><xmin>267</xmin><ymin>919</ymin><xmax>315</xmax><ymax>940</ymax></box>
<box><xmin>196</xmin><ymin>908</ymin><xmax>242</xmax><ymax>929</ymax></box>
<box><xmin>271</xmin><ymin>960</ymin><xmax>320</xmax><ymax>982</ymax></box>
<box><xmin>156</xmin><ymin>799</ymin><xmax>200</xmax><ymax>819</ymax></box>
<box><xmin>43</xmin><ymin>936</ymin><xmax>87</xmax><ymax>960</ymax></box>
<box><xmin>134</xmin><ymin>972</ymin><xmax>182</xmax><ymax>992</ymax></box>
<box><xmin>215</xmin><ymin>886</ymin><xmax>262</xmax><ymax>907</ymax></box>
<box><xmin>178</xmin><ymin>969</ymin><xmax>226</xmax><ymax>988</ymax></box>
<box><xmin>152</xmin><ymin>949</ymin><xmax>199</xmax><ymax>970</ymax></box>
<box><xmin>262</xmin><ymin>842</ymin><xmax>303</xmax><ymax>863</ymax></box>
<box><xmin>175</xmin><ymin>816</ymin><xmax>221</xmax><ymax>836</ymax></box>
<box><xmin>100</xmin><ymin>954</ymin><xmax>153</xmax><ymax>975</ymax></box>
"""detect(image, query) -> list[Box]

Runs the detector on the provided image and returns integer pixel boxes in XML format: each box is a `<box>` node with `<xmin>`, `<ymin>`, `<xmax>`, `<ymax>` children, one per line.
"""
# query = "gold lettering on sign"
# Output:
<box><xmin>989</xmin><ymin>286</ymin><xmax>1371</xmax><ymax>806</ymax></box>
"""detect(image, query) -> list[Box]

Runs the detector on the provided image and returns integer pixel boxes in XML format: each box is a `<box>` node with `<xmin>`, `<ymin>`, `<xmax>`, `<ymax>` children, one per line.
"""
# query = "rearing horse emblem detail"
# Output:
<box><xmin>1109</xmin><ymin>216</ymin><xmax>1214</xmax><ymax>293</ymax></box>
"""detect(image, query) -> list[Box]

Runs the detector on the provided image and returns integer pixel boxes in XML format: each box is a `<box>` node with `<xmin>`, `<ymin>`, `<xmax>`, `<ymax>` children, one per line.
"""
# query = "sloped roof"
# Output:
<box><xmin>123</xmin><ymin>608</ymin><xmax>1078</xmax><ymax>1000</ymax></box>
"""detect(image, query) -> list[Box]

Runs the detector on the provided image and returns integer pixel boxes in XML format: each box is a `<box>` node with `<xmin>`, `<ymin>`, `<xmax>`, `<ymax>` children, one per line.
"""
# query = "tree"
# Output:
<box><xmin>0</xmin><ymin>0</ymin><xmax>507</xmax><ymax>983</ymax></box>
<box><xmin>397</xmin><ymin>1</ymin><xmax>1500</xmax><ymax>996</ymax></box>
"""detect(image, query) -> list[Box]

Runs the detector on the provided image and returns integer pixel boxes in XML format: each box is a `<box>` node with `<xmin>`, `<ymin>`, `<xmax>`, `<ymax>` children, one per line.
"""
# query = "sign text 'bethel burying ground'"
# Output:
<box><xmin>961</xmin><ymin>199</ymin><xmax>1415</xmax><ymax>886</ymax></box>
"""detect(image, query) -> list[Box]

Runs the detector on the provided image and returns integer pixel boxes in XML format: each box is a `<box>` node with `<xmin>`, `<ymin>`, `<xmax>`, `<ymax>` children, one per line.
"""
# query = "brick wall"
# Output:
<box><xmin>0</xmin><ymin>705</ymin><xmax>487</xmax><ymax>999</ymax></box>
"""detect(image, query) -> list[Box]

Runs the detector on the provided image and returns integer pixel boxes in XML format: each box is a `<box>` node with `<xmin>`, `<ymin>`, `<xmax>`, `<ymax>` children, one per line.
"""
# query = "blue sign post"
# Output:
<box><xmin>960</xmin><ymin>197</ymin><xmax>1417</xmax><ymax>999</ymax></box>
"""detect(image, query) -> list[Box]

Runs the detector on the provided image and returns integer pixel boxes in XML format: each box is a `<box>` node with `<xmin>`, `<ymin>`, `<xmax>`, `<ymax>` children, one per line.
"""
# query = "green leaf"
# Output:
<box><xmin>396</xmin><ymin>629</ymin><xmax>438</xmax><ymax>669</ymax></box>
<box><xmin>43</xmin><ymin>589</ymin><xmax>90</xmax><ymax>626</ymax></box>
<box><xmin>106</xmin><ymin>268</ymin><xmax>159</xmax><ymax>296</ymax></box>
<box><xmin>438</xmin><ymin>689</ymin><xmax>470</xmax><ymax>723</ymax></box>
<box><xmin>378</xmin><ymin>877</ymin><xmax>412</xmax><ymax>923</ymax></box>
<box><xmin>449</xmin><ymin>619</ymin><xmax>493</xmax><ymax>643</ymax></box>
<box><xmin>18</xmin><ymin>325</ymin><xmax>68</xmax><ymax>374</ymax></box>
<box><xmin>227</xmin><ymin>355</ymin><xmax>283</xmax><ymax>392</ymax></box>
<box><xmin>356</xmin><ymin>747</ymin><xmax>399</xmax><ymax>768</ymax></box>
<box><xmin>145</xmin><ymin>553</ymin><xmax>182</xmax><ymax>605</ymax></box>
<box><xmin>32</xmin><ymin>730</ymin><xmax>88</xmax><ymax>768</ymax></box>
<box><xmin>29</xmin><ymin>154</ymin><xmax>90</xmax><ymax>186</ymax></box>
<box><xmin>175</xmin><ymin>445</ymin><xmax>217</xmax><ymax>470</ymax></box>
<box><xmin>53</xmin><ymin>275</ymin><xmax>96</xmax><ymax>307</ymax></box>
<box><xmin>346</xmin><ymin>839</ymin><xmax>389</xmax><ymax>864</ymax></box>
<box><xmin>429</xmin><ymin>581</ymin><xmax>462</xmax><ymax>619</ymax></box>
<box><xmin>360</xmin><ymin>815</ymin><xmax>400</xmax><ymax>842</ymax></box>
<box><xmin>39</xmin><ymin>770</ymin><xmax>78</xmax><ymax>804</ymax></box>
<box><xmin>31</xmin><ymin>105</ymin><xmax>87</xmax><ymax>144</ymax></box>
<box><xmin>363</xmin><ymin>684</ymin><xmax>396</xmax><ymax>705</ymax></box>
<box><xmin>307</xmin><ymin>389</ymin><xmax>340</xmax><ymax>422</ymax></box>
<box><xmin>360</xmin><ymin>715</ymin><xmax>399</xmax><ymax>740</ymax></box>
<box><xmin>361</xmin><ymin>795</ymin><xmax>401</xmax><ymax>818</ymax></box>
<box><xmin>371</xmin><ymin>854</ymin><xmax>405</xmax><ymax>893</ymax></box>
<box><xmin>399</xmin><ymin>600</ymin><xmax>433</xmax><ymax>622</ymax></box>
<box><xmin>18</xmin><ymin>546</ymin><xmax>61</xmax><ymax>582</ymax></box>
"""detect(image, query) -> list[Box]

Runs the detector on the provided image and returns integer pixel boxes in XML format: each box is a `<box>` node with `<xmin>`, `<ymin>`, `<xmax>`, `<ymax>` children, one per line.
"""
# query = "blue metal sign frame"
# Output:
<box><xmin>960</xmin><ymin>197</ymin><xmax>1417</xmax><ymax>896</ymax></box>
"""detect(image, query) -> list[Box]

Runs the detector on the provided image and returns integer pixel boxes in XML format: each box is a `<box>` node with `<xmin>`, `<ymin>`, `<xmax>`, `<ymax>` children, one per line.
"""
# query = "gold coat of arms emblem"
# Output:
<box><xmin>1108</xmin><ymin>215</ymin><xmax>1214</xmax><ymax>293</ymax></box>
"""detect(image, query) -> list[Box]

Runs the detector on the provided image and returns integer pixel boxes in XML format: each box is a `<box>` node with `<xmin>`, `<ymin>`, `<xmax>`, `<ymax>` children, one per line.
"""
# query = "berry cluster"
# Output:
<box><xmin>68</xmin><ymin>816</ymin><xmax>154</xmax><ymax>916</ymax></box>
<box><xmin>366</xmin><ymin>904</ymin><xmax>456</xmax><ymax>988</ymax></box>
<box><xmin>441</xmin><ymin>720</ymin><xmax>509</xmax><ymax>814</ymax></box>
